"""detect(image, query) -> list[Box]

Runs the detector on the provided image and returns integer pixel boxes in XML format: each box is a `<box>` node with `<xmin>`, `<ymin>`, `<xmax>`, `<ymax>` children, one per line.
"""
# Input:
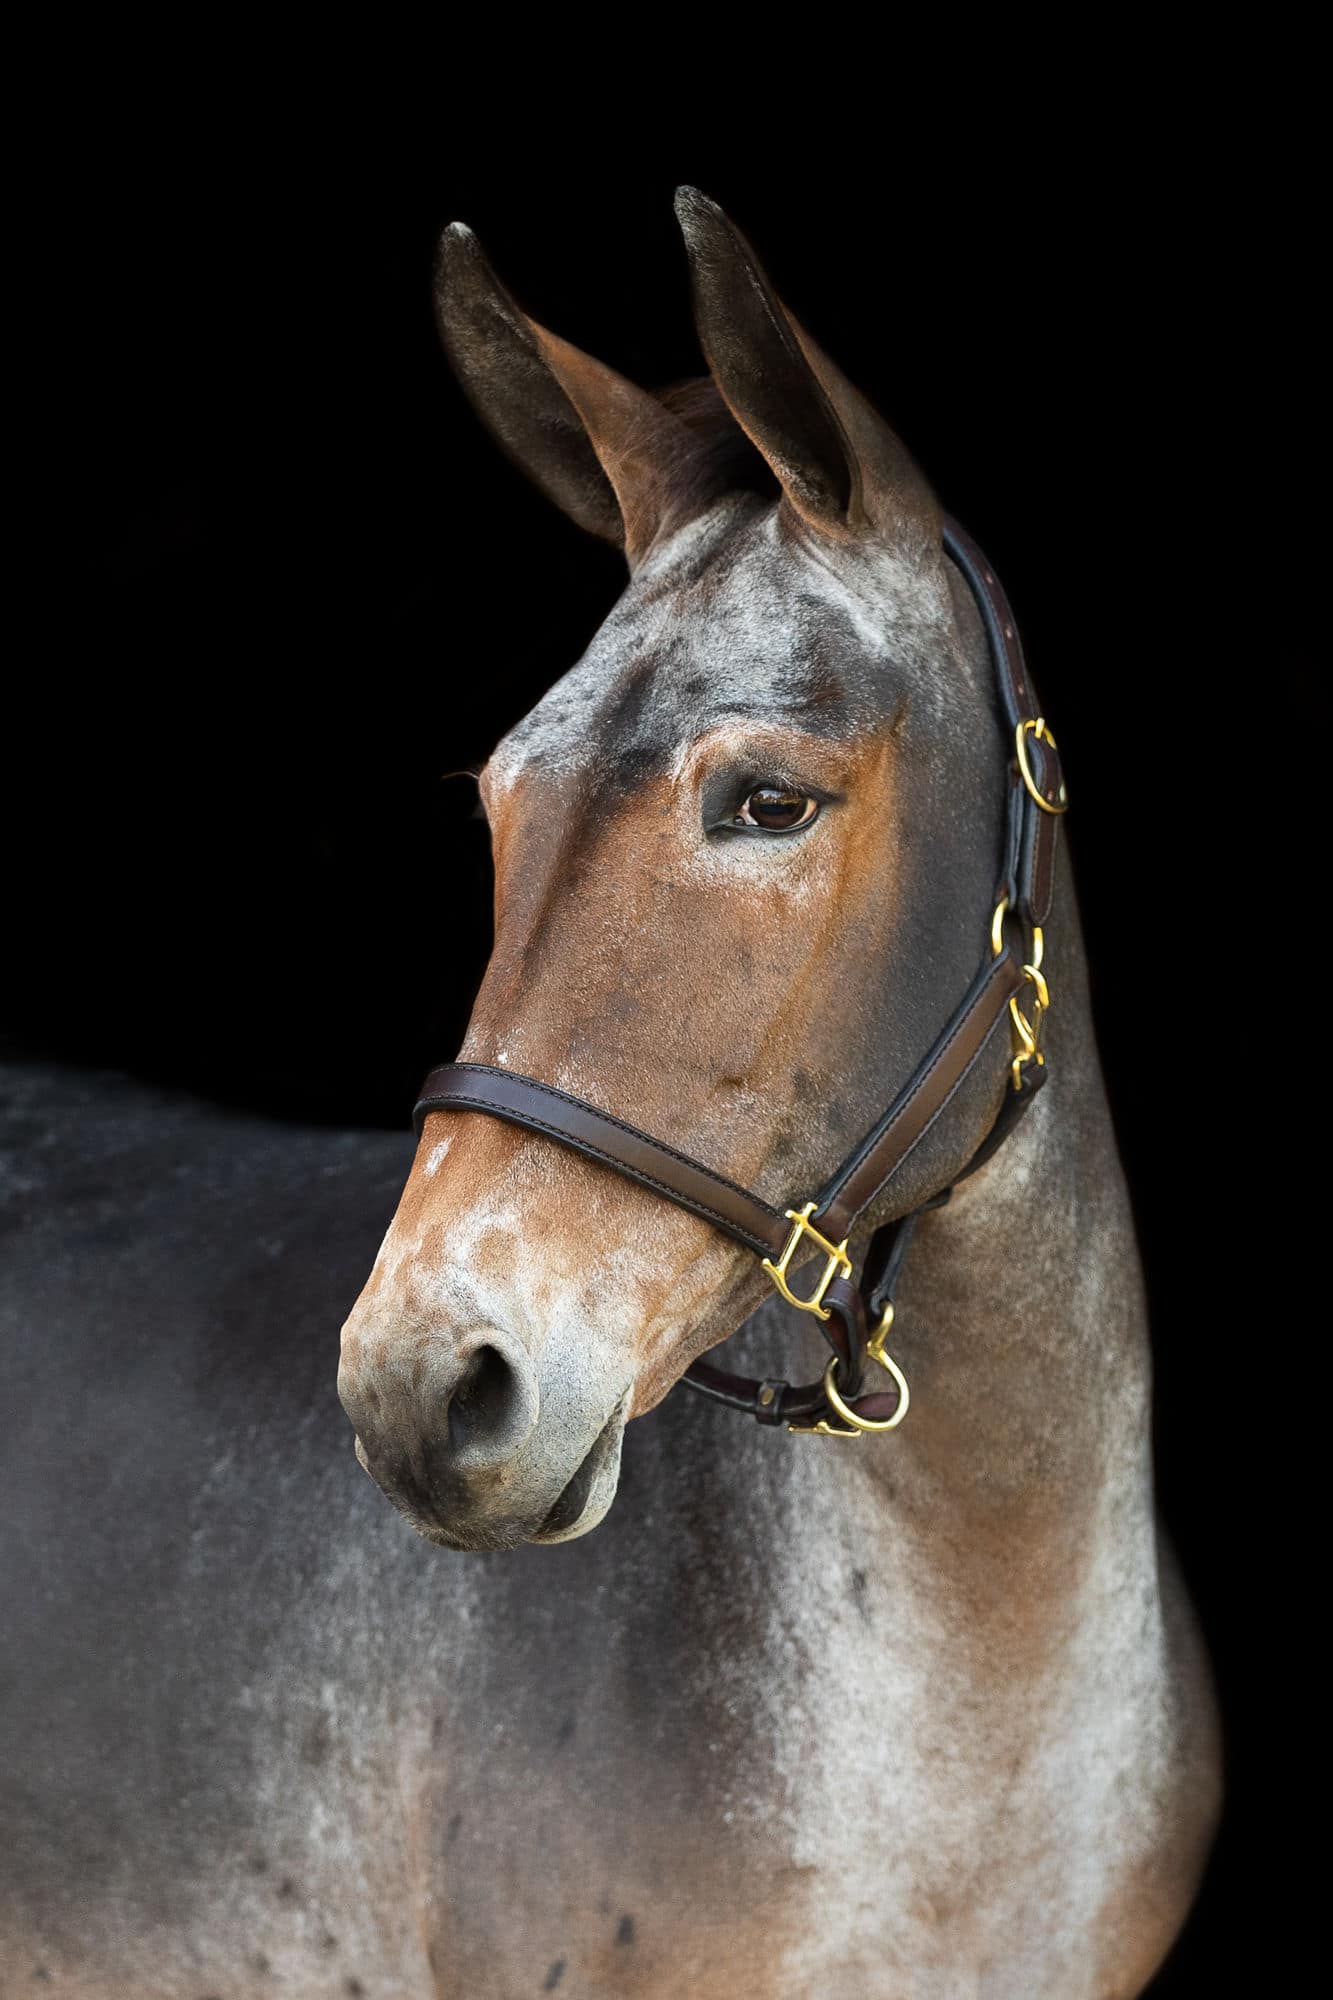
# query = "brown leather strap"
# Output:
<box><xmin>413</xmin><ymin>1062</ymin><xmax>791</xmax><ymax>1260</ymax></box>
<box><xmin>812</xmin><ymin>947</ymin><xmax>1024</xmax><ymax>1242</ymax></box>
<box><xmin>942</xmin><ymin>518</ymin><xmax>1064</xmax><ymax>927</ymax></box>
<box><xmin>414</xmin><ymin>944</ymin><xmax>1024</xmax><ymax>1272</ymax></box>
<box><xmin>685</xmin><ymin>1362</ymin><xmax>840</xmax><ymax>1427</ymax></box>
<box><xmin>685</xmin><ymin>1358</ymin><xmax>904</xmax><ymax>1430</ymax></box>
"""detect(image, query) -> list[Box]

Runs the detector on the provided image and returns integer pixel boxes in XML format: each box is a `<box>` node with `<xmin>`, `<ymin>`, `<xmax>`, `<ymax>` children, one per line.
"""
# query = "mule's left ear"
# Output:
<box><xmin>673</xmin><ymin>187</ymin><xmax>943</xmax><ymax>569</ymax></box>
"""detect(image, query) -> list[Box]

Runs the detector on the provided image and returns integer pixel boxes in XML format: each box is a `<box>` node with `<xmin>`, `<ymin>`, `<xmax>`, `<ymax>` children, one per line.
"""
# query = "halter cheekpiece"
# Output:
<box><xmin>413</xmin><ymin>517</ymin><xmax>1067</xmax><ymax>1437</ymax></box>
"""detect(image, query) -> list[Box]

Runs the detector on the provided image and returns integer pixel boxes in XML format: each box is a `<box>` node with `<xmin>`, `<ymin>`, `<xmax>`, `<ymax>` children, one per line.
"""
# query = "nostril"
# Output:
<box><xmin>445</xmin><ymin>1343</ymin><xmax>536</xmax><ymax>1464</ymax></box>
<box><xmin>448</xmin><ymin>1344</ymin><xmax>506</xmax><ymax>1443</ymax></box>
<box><xmin>342</xmin><ymin>1327</ymin><xmax>541</xmax><ymax>1508</ymax></box>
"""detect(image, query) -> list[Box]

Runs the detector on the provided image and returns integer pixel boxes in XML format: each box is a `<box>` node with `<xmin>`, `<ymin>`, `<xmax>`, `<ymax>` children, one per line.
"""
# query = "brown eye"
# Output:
<box><xmin>733</xmin><ymin>785</ymin><xmax>820</xmax><ymax>832</ymax></box>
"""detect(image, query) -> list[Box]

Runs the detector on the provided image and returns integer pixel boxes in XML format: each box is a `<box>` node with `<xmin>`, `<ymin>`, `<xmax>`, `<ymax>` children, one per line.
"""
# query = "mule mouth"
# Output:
<box><xmin>353</xmin><ymin>1392</ymin><xmax>629</xmax><ymax>1553</ymax></box>
<box><xmin>530</xmin><ymin>1395</ymin><xmax>629</xmax><ymax>1545</ymax></box>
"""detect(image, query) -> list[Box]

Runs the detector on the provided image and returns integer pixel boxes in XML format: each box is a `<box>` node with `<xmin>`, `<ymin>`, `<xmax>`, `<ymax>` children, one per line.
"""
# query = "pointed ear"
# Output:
<box><xmin>673</xmin><ymin>188</ymin><xmax>942</xmax><ymax>567</ymax></box>
<box><xmin>434</xmin><ymin>222</ymin><xmax>698</xmax><ymax>564</ymax></box>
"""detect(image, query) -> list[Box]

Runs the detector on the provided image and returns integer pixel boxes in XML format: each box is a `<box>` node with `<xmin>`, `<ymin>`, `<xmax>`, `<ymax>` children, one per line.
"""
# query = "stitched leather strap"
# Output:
<box><xmin>412</xmin><ymin>947</ymin><xmax>1025</xmax><ymax>1266</ymax></box>
<box><xmin>942</xmin><ymin>519</ymin><xmax>1065</xmax><ymax>928</ymax></box>
<box><xmin>812</xmin><ymin>947</ymin><xmax>1024</xmax><ymax>1241</ymax></box>
<box><xmin>413</xmin><ymin>1062</ymin><xmax>790</xmax><ymax>1259</ymax></box>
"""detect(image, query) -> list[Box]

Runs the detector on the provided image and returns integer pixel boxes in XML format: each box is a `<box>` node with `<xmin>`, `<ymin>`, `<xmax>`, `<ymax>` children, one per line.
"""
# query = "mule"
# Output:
<box><xmin>2</xmin><ymin>189</ymin><xmax>1219</xmax><ymax>1997</ymax></box>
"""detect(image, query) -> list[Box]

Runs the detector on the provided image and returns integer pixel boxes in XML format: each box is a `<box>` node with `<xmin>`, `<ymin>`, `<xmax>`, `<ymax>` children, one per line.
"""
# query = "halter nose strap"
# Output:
<box><xmin>412</xmin><ymin>953</ymin><xmax>1041</xmax><ymax>1430</ymax></box>
<box><xmin>412</xmin><ymin>952</ymin><xmax>1028</xmax><ymax>1261</ymax></box>
<box><xmin>410</xmin><ymin>515</ymin><xmax>1063</xmax><ymax>1436</ymax></box>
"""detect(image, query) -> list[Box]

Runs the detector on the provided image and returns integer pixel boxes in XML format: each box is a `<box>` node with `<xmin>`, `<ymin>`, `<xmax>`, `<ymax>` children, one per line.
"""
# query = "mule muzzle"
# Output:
<box><xmin>338</xmin><ymin>1324</ymin><xmax>628</xmax><ymax>1550</ymax></box>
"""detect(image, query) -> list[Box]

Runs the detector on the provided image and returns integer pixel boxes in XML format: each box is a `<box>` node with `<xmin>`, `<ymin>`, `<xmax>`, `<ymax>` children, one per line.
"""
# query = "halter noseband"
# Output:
<box><xmin>413</xmin><ymin>517</ymin><xmax>1067</xmax><ymax>1438</ymax></box>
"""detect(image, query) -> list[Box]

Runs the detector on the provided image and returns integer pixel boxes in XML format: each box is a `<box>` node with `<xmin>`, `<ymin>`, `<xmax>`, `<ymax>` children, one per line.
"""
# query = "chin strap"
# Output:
<box><xmin>411</xmin><ymin>514</ymin><xmax>1065</xmax><ymax>1439</ymax></box>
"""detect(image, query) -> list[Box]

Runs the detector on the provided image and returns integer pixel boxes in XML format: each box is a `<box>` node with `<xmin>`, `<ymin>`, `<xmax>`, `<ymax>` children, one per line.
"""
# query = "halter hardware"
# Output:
<box><xmin>1016</xmin><ymin>717</ymin><xmax>1069</xmax><ymax>813</ymax></box>
<box><xmin>992</xmin><ymin>896</ymin><xmax>1053</xmax><ymax>1090</ymax></box>
<box><xmin>760</xmin><ymin>1202</ymin><xmax>852</xmax><ymax>1319</ymax></box>
<box><xmin>788</xmin><ymin>1304</ymin><xmax>912</xmax><ymax>1438</ymax></box>
<box><xmin>1008</xmin><ymin>963</ymin><xmax>1050</xmax><ymax>1089</ymax></box>
<box><xmin>411</xmin><ymin>516</ymin><xmax>1066</xmax><ymax>1443</ymax></box>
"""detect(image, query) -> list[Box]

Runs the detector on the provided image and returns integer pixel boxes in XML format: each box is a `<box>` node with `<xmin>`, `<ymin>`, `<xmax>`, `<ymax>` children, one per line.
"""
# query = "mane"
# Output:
<box><xmin>651</xmin><ymin>376</ymin><xmax>780</xmax><ymax>518</ymax></box>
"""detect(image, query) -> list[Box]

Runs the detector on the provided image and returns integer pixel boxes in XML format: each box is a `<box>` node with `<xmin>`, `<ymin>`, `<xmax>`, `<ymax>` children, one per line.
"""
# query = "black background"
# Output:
<box><xmin>9</xmin><ymin>84</ymin><xmax>1320</xmax><ymax>1993</ymax></box>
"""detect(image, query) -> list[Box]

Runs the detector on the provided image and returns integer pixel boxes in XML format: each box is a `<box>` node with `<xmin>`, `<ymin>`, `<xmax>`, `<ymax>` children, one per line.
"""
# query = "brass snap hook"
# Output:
<box><xmin>995</xmin><ymin>898</ymin><xmax>1053</xmax><ymax>1090</ymax></box>
<box><xmin>1008</xmin><ymin>961</ymin><xmax>1050</xmax><ymax>1090</ymax></box>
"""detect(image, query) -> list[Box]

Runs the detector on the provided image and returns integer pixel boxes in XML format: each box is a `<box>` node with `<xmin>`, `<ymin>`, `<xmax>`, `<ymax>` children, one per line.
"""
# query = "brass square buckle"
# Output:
<box><xmin>761</xmin><ymin>1201</ymin><xmax>851</xmax><ymax>1320</ymax></box>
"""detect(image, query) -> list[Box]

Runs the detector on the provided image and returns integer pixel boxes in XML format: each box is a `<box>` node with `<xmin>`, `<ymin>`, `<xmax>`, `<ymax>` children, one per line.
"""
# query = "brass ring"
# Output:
<box><xmin>821</xmin><ymin>1347</ymin><xmax>910</xmax><ymax>1435</ymax></box>
<box><xmin>1015</xmin><ymin>718</ymin><xmax>1069</xmax><ymax>815</ymax></box>
<box><xmin>990</xmin><ymin>895</ymin><xmax>1009</xmax><ymax>958</ymax></box>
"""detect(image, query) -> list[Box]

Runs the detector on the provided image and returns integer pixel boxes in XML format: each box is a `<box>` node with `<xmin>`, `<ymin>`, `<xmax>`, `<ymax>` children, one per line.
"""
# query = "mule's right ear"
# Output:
<box><xmin>673</xmin><ymin>188</ymin><xmax>942</xmax><ymax>570</ymax></box>
<box><xmin>434</xmin><ymin>223</ymin><xmax>693</xmax><ymax>562</ymax></box>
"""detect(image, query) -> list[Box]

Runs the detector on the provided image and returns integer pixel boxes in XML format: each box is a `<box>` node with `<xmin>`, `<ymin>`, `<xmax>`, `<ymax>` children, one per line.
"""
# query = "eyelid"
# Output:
<box><xmin>734</xmin><ymin>767</ymin><xmax>835</xmax><ymax>797</ymax></box>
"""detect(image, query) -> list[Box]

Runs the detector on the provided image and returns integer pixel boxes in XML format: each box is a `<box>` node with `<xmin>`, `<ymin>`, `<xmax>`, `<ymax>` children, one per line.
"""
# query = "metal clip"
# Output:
<box><xmin>993</xmin><ymin>898</ymin><xmax>1053</xmax><ymax>1092</ymax></box>
<box><xmin>1008</xmin><ymin>961</ymin><xmax>1050</xmax><ymax>1091</ymax></box>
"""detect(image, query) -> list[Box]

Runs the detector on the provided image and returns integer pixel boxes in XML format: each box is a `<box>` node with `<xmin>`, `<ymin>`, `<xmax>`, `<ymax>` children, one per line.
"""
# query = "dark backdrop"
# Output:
<box><xmin>10</xmin><ymin>106</ymin><xmax>1320</xmax><ymax>1994</ymax></box>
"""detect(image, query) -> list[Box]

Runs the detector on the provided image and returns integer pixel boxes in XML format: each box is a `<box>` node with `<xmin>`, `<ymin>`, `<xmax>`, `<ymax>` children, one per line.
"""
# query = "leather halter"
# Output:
<box><xmin>413</xmin><ymin>517</ymin><xmax>1067</xmax><ymax>1436</ymax></box>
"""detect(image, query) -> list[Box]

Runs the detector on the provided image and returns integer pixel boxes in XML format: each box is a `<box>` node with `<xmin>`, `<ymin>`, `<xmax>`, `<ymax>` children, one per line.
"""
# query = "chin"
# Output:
<box><xmin>358</xmin><ymin>1402</ymin><xmax>629</xmax><ymax>1552</ymax></box>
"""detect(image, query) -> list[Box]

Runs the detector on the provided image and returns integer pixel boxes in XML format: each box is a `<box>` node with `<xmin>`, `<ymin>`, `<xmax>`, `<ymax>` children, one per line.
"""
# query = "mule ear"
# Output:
<box><xmin>673</xmin><ymin>188</ymin><xmax>941</xmax><ymax>566</ymax></box>
<box><xmin>435</xmin><ymin>222</ymin><xmax>697</xmax><ymax>563</ymax></box>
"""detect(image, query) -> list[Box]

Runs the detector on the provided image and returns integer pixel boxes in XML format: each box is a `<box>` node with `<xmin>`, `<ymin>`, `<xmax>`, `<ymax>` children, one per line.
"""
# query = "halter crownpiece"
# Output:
<box><xmin>413</xmin><ymin>517</ymin><xmax>1066</xmax><ymax>1438</ymax></box>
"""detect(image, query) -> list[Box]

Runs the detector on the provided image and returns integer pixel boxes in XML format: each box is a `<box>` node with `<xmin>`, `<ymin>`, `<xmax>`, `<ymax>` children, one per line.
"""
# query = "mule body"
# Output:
<box><xmin>3</xmin><ymin>189</ymin><xmax>1219</xmax><ymax>1996</ymax></box>
<box><xmin>2</xmin><ymin>981</ymin><xmax>1217</xmax><ymax>1997</ymax></box>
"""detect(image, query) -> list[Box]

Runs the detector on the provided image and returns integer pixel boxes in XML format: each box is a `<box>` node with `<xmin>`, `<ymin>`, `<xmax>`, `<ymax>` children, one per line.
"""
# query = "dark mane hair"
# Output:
<box><xmin>651</xmin><ymin>375</ymin><xmax>779</xmax><ymax>518</ymax></box>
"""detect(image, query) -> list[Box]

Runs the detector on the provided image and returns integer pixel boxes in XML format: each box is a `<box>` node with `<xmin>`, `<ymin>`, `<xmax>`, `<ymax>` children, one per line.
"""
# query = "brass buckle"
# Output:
<box><xmin>788</xmin><ymin>1304</ymin><xmax>911</xmax><ymax>1438</ymax></box>
<box><xmin>761</xmin><ymin>1202</ymin><xmax>851</xmax><ymax>1321</ymax></box>
<box><xmin>1015</xmin><ymin>717</ymin><xmax>1069</xmax><ymax>814</ymax></box>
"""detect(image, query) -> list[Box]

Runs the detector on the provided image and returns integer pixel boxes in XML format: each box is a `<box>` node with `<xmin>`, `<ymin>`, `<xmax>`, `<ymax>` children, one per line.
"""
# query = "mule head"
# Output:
<box><xmin>339</xmin><ymin>190</ymin><xmax>1011</xmax><ymax>1549</ymax></box>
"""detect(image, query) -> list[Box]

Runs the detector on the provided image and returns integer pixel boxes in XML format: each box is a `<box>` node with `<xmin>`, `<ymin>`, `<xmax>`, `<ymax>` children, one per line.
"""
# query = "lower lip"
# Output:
<box><xmin>536</xmin><ymin>1400</ymin><xmax>626</xmax><ymax>1539</ymax></box>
